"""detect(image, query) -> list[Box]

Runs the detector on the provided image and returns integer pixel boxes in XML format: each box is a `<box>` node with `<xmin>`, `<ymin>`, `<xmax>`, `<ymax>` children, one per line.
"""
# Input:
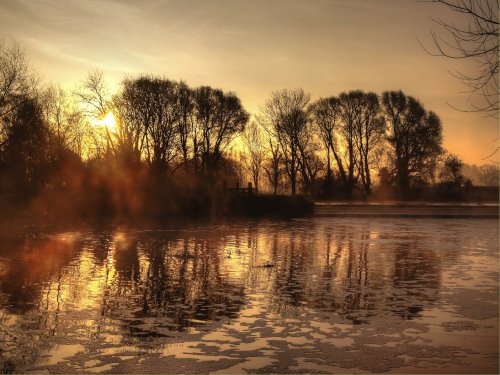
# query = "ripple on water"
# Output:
<box><xmin>0</xmin><ymin>218</ymin><xmax>497</xmax><ymax>373</ymax></box>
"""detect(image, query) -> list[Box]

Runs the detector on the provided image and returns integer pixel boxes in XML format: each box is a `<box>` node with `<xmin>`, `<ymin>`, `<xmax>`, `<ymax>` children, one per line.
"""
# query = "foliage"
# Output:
<box><xmin>382</xmin><ymin>90</ymin><xmax>443</xmax><ymax>195</ymax></box>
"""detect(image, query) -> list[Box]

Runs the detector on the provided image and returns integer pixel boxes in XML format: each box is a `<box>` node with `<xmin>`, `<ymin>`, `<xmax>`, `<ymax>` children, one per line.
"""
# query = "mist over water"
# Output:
<box><xmin>0</xmin><ymin>218</ymin><xmax>498</xmax><ymax>373</ymax></box>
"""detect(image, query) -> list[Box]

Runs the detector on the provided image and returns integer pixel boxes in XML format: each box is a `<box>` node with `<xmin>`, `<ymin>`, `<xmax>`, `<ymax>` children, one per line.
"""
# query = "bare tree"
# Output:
<box><xmin>353</xmin><ymin>91</ymin><xmax>386</xmax><ymax>194</ymax></box>
<box><xmin>0</xmin><ymin>40</ymin><xmax>39</xmax><ymax>149</ymax></box>
<box><xmin>74</xmin><ymin>69</ymin><xmax>110</xmax><ymax>120</ymax></box>
<box><xmin>337</xmin><ymin>91</ymin><xmax>362</xmax><ymax>197</ymax></box>
<box><xmin>112</xmin><ymin>77</ymin><xmax>149</xmax><ymax>164</ymax></box>
<box><xmin>194</xmin><ymin>86</ymin><xmax>249</xmax><ymax>175</ymax></box>
<box><xmin>421</xmin><ymin>0</ymin><xmax>499</xmax><ymax>116</ymax></box>
<box><xmin>149</xmin><ymin>78</ymin><xmax>178</xmax><ymax>171</ymax></box>
<box><xmin>242</xmin><ymin>121</ymin><xmax>265</xmax><ymax>192</ymax></box>
<box><xmin>262</xmin><ymin>130</ymin><xmax>283</xmax><ymax>196</ymax></box>
<box><xmin>259</xmin><ymin>89</ymin><xmax>311</xmax><ymax>195</ymax></box>
<box><xmin>311</xmin><ymin>97</ymin><xmax>347</xmax><ymax>195</ymax></box>
<box><xmin>176</xmin><ymin>81</ymin><xmax>195</xmax><ymax>165</ymax></box>
<box><xmin>41</xmin><ymin>85</ymin><xmax>89</xmax><ymax>158</ymax></box>
<box><xmin>74</xmin><ymin>70</ymin><xmax>113</xmax><ymax>158</ymax></box>
<box><xmin>478</xmin><ymin>163</ymin><xmax>499</xmax><ymax>186</ymax></box>
<box><xmin>113</xmin><ymin>76</ymin><xmax>182</xmax><ymax>170</ymax></box>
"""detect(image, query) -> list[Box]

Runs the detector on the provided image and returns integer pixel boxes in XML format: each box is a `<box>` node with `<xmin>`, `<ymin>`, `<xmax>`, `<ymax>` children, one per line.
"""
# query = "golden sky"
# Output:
<box><xmin>0</xmin><ymin>0</ymin><xmax>498</xmax><ymax>164</ymax></box>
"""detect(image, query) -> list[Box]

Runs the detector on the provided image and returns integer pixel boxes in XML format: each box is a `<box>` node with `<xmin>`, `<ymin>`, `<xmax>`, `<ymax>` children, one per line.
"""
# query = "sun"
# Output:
<box><xmin>101</xmin><ymin>112</ymin><xmax>117</xmax><ymax>132</ymax></box>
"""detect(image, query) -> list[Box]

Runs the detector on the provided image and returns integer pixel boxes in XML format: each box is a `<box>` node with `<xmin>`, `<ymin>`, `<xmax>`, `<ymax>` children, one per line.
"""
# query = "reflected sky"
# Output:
<box><xmin>0</xmin><ymin>218</ymin><xmax>498</xmax><ymax>373</ymax></box>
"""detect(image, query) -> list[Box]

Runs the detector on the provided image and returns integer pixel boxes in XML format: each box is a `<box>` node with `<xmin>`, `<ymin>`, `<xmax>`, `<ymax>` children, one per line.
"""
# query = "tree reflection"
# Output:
<box><xmin>258</xmin><ymin>222</ymin><xmax>441</xmax><ymax>324</ymax></box>
<box><xmin>0</xmin><ymin>220</ymin><xmax>451</xmax><ymax>370</ymax></box>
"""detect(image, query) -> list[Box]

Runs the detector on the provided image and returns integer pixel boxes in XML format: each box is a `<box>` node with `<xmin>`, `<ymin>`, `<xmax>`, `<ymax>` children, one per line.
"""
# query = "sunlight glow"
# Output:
<box><xmin>92</xmin><ymin>112</ymin><xmax>117</xmax><ymax>133</ymax></box>
<box><xmin>101</xmin><ymin>112</ymin><xmax>117</xmax><ymax>132</ymax></box>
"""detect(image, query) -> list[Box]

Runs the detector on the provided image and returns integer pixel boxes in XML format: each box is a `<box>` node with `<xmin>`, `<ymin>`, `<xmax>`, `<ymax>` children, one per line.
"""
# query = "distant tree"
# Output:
<box><xmin>243</xmin><ymin>121</ymin><xmax>265</xmax><ymax>192</ymax></box>
<box><xmin>478</xmin><ymin>164</ymin><xmax>499</xmax><ymax>186</ymax></box>
<box><xmin>421</xmin><ymin>0</ymin><xmax>499</xmax><ymax>116</ymax></box>
<box><xmin>382</xmin><ymin>90</ymin><xmax>443</xmax><ymax>194</ymax></box>
<box><xmin>440</xmin><ymin>154</ymin><xmax>465</xmax><ymax>185</ymax></box>
<box><xmin>259</xmin><ymin>89</ymin><xmax>311</xmax><ymax>195</ymax></box>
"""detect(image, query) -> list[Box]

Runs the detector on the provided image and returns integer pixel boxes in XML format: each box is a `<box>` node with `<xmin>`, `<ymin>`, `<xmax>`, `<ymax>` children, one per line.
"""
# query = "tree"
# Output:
<box><xmin>259</xmin><ymin>89</ymin><xmax>311</xmax><ymax>195</ymax></box>
<box><xmin>113</xmin><ymin>76</ymin><xmax>187</xmax><ymax>172</ymax></box>
<box><xmin>263</xmin><ymin>131</ymin><xmax>284</xmax><ymax>196</ymax></box>
<box><xmin>421</xmin><ymin>0</ymin><xmax>499</xmax><ymax>116</ymax></box>
<box><xmin>478</xmin><ymin>163</ymin><xmax>499</xmax><ymax>186</ymax></box>
<box><xmin>0</xmin><ymin>98</ymin><xmax>51</xmax><ymax>197</ymax></box>
<box><xmin>176</xmin><ymin>81</ymin><xmax>195</xmax><ymax>165</ymax></box>
<box><xmin>149</xmin><ymin>78</ymin><xmax>179</xmax><ymax>171</ymax></box>
<box><xmin>41</xmin><ymin>85</ymin><xmax>88</xmax><ymax>159</ymax></box>
<box><xmin>382</xmin><ymin>90</ymin><xmax>443</xmax><ymax>194</ymax></box>
<box><xmin>242</xmin><ymin>121</ymin><xmax>265</xmax><ymax>192</ymax></box>
<box><xmin>336</xmin><ymin>91</ymin><xmax>363</xmax><ymax>197</ymax></box>
<box><xmin>194</xmin><ymin>86</ymin><xmax>249</xmax><ymax>176</ymax></box>
<box><xmin>74</xmin><ymin>70</ymin><xmax>113</xmax><ymax>159</ymax></box>
<box><xmin>311</xmin><ymin>97</ymin><xmax>345</xmax><ymax>195</ymax></box>
<box><xmin>440</xmin><ymin>153</ymin><xmax>465</xmax><ymax>185</ymax></box>
<box><xmin>0</xmin><ymin>40</ymin><xmax>39</xmax><ymax>150</ymax></box>
<box><xmin>352</xmin><ymin>92</ymin><xmax>386</xmax><ymax>194</ymax></box>
<box><xmin>74</xmin><ymin>69</ymin><xmax>110</xmax><ymax>120</ymax></box>
<box><xmin>112</xmin><ymin>77</ymin><xmax>150</xmax><ymax>165</ymax></box>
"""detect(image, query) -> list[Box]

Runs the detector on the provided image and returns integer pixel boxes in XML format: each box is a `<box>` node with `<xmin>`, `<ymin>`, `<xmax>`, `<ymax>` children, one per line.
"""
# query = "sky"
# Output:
<box><xmin>0</xmin><ymin>0</ymin><xmax>498</xmax><ymax>165</ymax></box>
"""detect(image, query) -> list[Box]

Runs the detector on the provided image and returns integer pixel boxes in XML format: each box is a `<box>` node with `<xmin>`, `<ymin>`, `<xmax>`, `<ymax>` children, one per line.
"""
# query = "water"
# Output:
<box><xmin>0</xmin><ymin>218</ymin><xmax>497</xmax><ymax>373</ymax></box>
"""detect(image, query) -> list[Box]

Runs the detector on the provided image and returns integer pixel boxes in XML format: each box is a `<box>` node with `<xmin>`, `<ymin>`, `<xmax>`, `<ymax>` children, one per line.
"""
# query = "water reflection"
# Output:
<box><xmin>0</xmin><ymin>219</ymin><xmax>497</xmax><ymax>372</ymax></box>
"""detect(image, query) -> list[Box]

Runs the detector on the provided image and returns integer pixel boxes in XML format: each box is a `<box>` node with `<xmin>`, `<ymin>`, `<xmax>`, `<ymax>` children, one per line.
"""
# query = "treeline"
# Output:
<box><xmin>0</xmin><ymin>41</ymin><xmax>497</xmax><ymax>218</ymax></box>
<box><xmin>255</xmin><ymin>88</ymin><xmax>445</xmax><ymax>198</ymax></box>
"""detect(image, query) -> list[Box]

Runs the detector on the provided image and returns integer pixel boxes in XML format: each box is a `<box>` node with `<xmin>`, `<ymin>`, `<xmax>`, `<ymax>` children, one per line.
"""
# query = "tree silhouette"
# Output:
<box><xmin>311</xmin><ymin>97</ymin><xmax>343</xmax><ymax>195</ymax></box>
<box><xmin>243</xmin><ymin>121</ymin><xmax>265</xmax><ymax>192</ymax></box>
<box><xmin>0</xmin><ymin>98</ymin><xmax>51</xmax><ymax>197</ymax></box>
<box><xmin>478</xmin><ymin>163</ymin><xmax>499</xmax><ymax>186</ymax></box>
<box><xmin>41</xmin><ymin>85</ymin><xmax>88</xmax><ymax>159</ymax></box>
<box><xmin>382</xmin><ymin>90</ymin><xmax>443</xmax><ymax>194</ymax></box>
<box><xmin>263</xmin><ymin>131</ymin><xmax>284</xmax><ymax>195</ymax></box>
<box><xmin>176</xmin><ymin>81</ymin><xmax>195</xmax><ymax>166</ymax></box>
<box><xmin>337</xmin><ymin>91</ymin><xmax>362</xmax><ymax>196</ymax></box>
<box><xmin>259</xmin><ymin>89</ymin><xmax>311</xmax><ymax>195</ymax></box>
<box><xmin>194</xmin><ymin>86</ymin><xmax>249</xmax><ymax>177</ymax></box>
<box><xmin>352</xmin><ymin>91</ymin><xmax>385</xmax><ymax>194</ymax></box>
<box><xmin>0</xmin><ymin>41</ymin><xmax>39</xmax><ymax>150</ymax></box>
<box><xmin>74</xmin><ymin>70</ymin><xmax>113</xmax><ymax>159</ymax></box>
<box><xmin>439</xmin><ymin>153</ymin><xmax>465</xmax><ymax>185</ymax></box>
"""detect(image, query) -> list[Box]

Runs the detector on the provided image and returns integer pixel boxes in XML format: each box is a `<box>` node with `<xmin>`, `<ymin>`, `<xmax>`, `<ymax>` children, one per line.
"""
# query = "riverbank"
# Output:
<box><xmin>314</xmin><ymin>201</ymin><xmax>499</xmax><ymax>218</ymax></box>
<box><xmin>0</xmin><ymin>194</ymin><xmax>314</xmax><ymax>237</ymax></box>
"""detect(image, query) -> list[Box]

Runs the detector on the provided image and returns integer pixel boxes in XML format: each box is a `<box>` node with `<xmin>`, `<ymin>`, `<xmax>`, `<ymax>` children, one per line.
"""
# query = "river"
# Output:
<box><xmin>0</xmin><ymin>218</ymin><xmax>498</xmax><ymax>373</ymax></box>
